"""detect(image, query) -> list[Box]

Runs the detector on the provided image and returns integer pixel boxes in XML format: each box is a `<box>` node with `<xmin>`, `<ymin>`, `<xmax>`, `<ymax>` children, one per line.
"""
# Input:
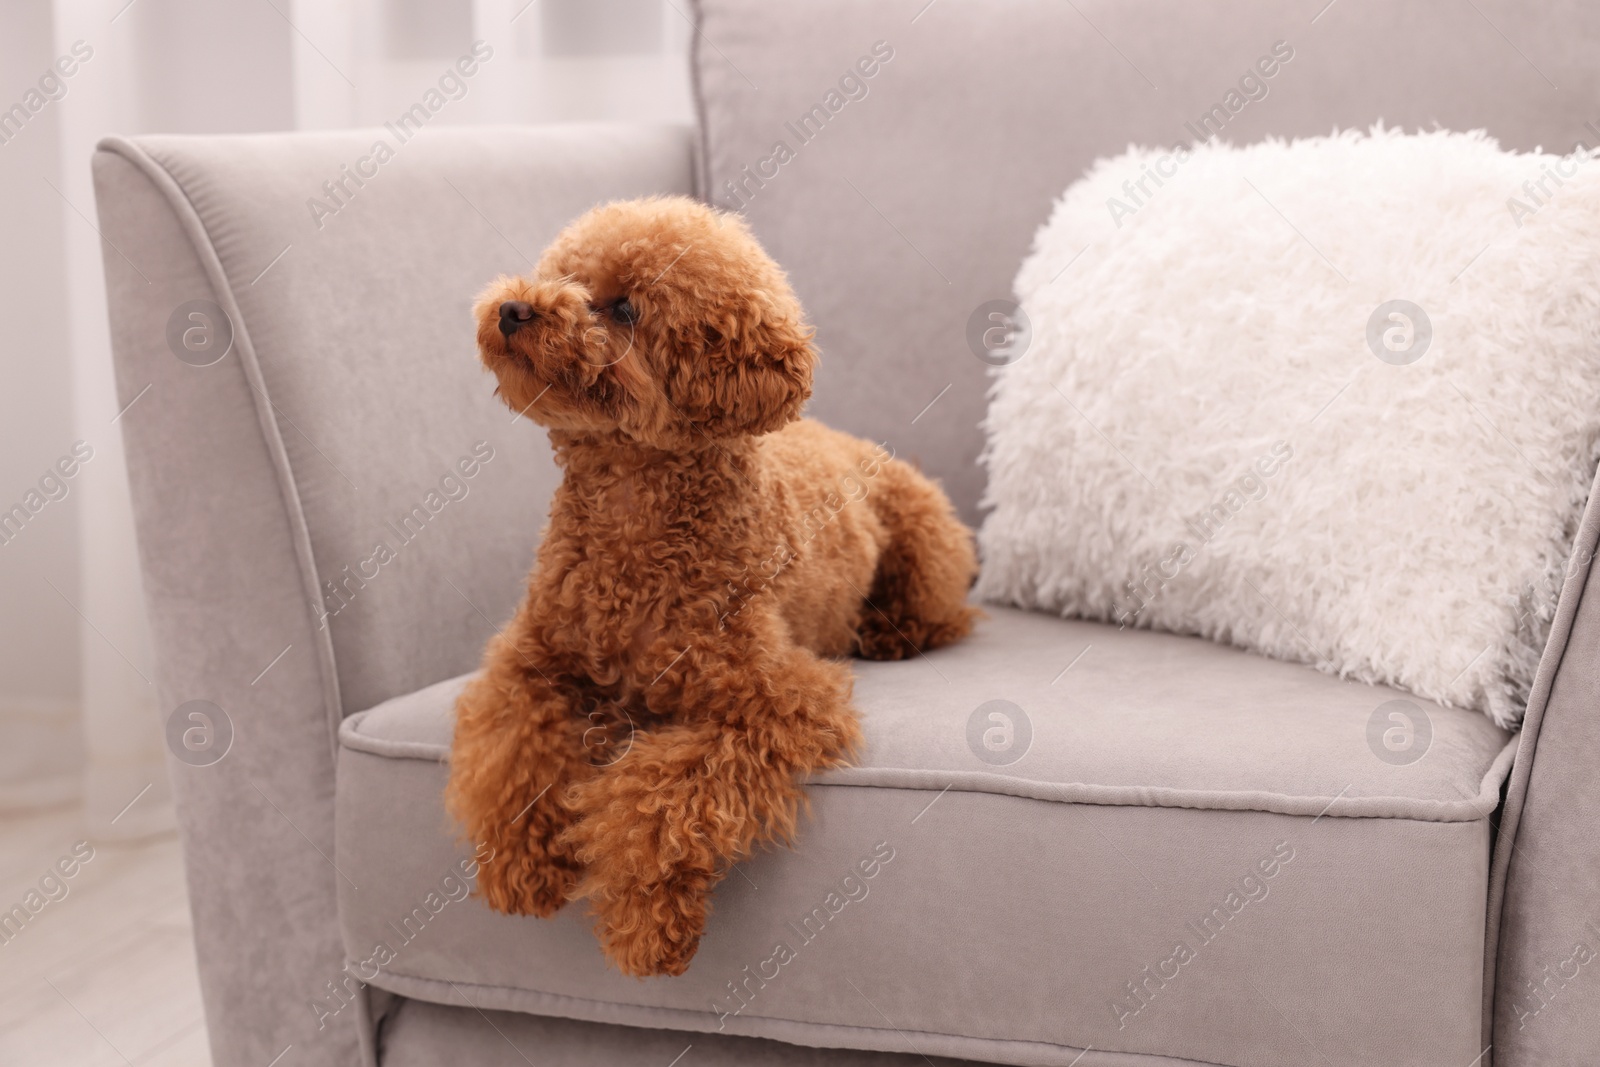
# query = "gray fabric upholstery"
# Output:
<box><xmin>1490</xmin><ymin>459</ymin><xmax>1600</xmax><ymax>1060</ymax></box>
<box><xmin>379</xmin><ymin>996</ymin><xmax>982</xmax><ymax>1067</ymax></box>
<box><xmin>337</xmin><ymin>608</ymin><xmax>1513</xmax><ymax>1067</ymax></box>
<box><xmin>693</xmin><ymin>8</ymin><xmax>1600</xmax><ymax>1059</ymax></box>
<box><xmin>691</xmin><ymin>0</ymin><xmax>1600</xmax><ymax>525</ymax></box>
<box><xmin>93</xmin><ymin>124</ymin><xmax>695</xmax><ymax>1067</ymax></box>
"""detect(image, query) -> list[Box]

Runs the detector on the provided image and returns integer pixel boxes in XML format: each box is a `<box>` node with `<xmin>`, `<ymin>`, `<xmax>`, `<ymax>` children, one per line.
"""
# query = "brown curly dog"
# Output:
<box><xmin>444</xmin><ymin>195</ymin><xmax>978</xmax><ymax>978</ymax></box>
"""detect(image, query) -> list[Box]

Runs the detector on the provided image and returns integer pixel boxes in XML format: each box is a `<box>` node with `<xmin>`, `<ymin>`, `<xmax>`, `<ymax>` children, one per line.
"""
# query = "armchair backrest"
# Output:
<box><xmin>689</xmin><ymin>3</ymin><xmax>1600</xmax><ymax>1062</ymax></box>
<box><xmin>692</xmin><ymin>0</ymin><xmax>1600</xmax><ymax>523</ymax></box>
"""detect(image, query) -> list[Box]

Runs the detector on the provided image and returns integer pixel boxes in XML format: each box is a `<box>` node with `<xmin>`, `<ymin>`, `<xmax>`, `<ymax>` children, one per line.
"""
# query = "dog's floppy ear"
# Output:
<box><xmin>667</xmin><ymin>290</ymin><xmax>817</xmax><ymax>437</ymax></box>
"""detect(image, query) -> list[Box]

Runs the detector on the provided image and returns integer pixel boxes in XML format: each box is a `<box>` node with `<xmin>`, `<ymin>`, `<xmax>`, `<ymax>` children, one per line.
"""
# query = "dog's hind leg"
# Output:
<box><xmin>854</xmin><ymin>456</ymin><xmax>981</xmax><ymax>661</ymax></box>
<box><xmin>446</xmin><ymin>616</ymin><xmax>593</xmax><ymax>918</ymax></box>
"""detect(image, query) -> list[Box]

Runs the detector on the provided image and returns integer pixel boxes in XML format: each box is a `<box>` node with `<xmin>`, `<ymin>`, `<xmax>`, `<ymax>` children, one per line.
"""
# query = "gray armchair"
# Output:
<box><xmin>94</xmin><ymin>2</ymin><xmax>1600</xmax><ymax>1065</ymax></box>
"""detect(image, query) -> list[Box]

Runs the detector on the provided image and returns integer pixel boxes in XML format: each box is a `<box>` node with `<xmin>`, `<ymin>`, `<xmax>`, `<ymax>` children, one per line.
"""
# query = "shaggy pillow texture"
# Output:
<box><xmin>977</xmin><ymin>127</ymin><xmax>1600</xmax><ymax>727</ymax></box>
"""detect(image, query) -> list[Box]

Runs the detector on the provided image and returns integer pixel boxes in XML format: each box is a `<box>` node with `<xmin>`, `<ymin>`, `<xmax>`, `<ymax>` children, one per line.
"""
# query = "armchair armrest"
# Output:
<box><xmin>1490</xmin><ymin>460</ymin><xmax>1600</xmax><ymax>1063</ymax></box>
<box><xmin>92</xmin><ymin>122</ymin><xmax>695</xmax><ymax>1067</ymax></box>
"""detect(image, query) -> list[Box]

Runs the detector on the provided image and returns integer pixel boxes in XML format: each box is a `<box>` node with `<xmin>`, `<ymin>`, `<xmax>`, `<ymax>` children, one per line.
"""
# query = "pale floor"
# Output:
<box><xmin>0</xmin><ymin>804</ymin><xmax>211</xmax><ymax>1066</ymax></box>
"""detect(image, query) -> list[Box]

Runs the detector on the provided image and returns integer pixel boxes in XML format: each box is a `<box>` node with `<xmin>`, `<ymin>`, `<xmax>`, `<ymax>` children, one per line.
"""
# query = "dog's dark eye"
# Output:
<box><xmin>610</xmin><ymin>297</ymin><xmax>637</xmax><ymax>325</ymax></box>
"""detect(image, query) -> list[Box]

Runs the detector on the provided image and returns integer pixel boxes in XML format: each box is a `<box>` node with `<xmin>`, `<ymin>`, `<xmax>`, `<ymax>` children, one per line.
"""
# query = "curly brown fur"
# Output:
<box><xmin>444</xmin><ymin>196</ymin><xmax>979</xmax><ymax>977</ymax></box>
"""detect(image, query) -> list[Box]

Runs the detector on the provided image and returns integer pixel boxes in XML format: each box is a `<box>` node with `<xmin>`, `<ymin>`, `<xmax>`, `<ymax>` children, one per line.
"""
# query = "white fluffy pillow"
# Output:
<box><xmin>976</xmin><ymin>127</ymin><xmax>1600</xmax><ymax>727</ymax></box>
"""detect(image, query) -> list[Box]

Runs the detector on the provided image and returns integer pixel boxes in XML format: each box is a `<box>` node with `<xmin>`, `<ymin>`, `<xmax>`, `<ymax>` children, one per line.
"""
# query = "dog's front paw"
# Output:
<box><xmin>576</xmin><ymin>870</ymin><xmax>710</xmax><ymax>977</ymax></box>
<box><xmin>562</xmin><ymin>770</ymin><xmax>721</xmax><ymax>976</ymax></box>
<box><xmin>473</xmin><ymin>837</ymin><xmax>578</xmax><ymax>918</ymax></box>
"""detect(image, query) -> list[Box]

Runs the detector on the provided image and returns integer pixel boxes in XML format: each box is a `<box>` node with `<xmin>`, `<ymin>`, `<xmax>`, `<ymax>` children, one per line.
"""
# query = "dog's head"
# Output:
<box><xmin>474</xmin><ymin>196</ymin><xmax>816</xmax><ymax>446</ymax></box>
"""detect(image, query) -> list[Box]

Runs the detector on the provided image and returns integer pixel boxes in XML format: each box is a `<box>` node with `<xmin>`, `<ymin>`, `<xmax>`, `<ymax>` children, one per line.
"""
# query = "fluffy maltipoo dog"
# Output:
<box><xmin>445</xmin><ymin>195</ymin><xmax>978</xmax><ymax>977</ymax></box>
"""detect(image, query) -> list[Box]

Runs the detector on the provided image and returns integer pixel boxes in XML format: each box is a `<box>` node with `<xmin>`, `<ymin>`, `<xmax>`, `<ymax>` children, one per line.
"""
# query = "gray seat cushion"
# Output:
<box><xmin>336</xmin><ymin>607</ymin><xmax>1515</xmax><ymax>1067</ymax></box>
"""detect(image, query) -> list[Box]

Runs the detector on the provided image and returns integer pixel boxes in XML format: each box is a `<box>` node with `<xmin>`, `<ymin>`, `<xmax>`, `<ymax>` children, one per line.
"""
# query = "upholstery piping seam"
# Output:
<box><xmin>337</xmin><ymin>717</ymin><xmax>1514</xmax><ymax>823</ymax></box>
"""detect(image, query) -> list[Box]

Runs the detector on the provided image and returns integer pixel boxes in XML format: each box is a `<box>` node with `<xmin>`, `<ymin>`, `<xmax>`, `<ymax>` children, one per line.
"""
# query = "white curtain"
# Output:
<box><xmin>1</xmin><ymin>0</ymin><xmax>691</xmax><ymax>838</ymax></box>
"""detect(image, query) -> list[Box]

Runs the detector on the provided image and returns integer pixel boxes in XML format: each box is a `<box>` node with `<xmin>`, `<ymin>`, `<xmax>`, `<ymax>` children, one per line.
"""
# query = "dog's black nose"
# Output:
<box><xmin>498</xmin><ymin>300</ymin><xmax>536</xmax><ymax>337</ymax></box>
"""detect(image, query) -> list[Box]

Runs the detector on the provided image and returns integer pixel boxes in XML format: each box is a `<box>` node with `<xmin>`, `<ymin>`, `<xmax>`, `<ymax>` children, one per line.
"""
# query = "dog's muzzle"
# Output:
<box><xmin>499</xmin><ymin>300</ymin><xmax>537</xmax><ymax>338</ymax></box>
